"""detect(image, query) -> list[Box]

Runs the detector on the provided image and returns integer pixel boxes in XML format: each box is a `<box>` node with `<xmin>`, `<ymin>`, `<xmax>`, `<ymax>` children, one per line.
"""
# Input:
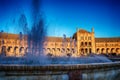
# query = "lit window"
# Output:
<box><xmin>85</xmin><ymin>37</ymin><xmax>87</xmax><ymax>40</ymax></box>
<box><xmin>88</xmin><ymin>37</ymin><xmax>91</xmax><ymax>40</ymax></box>
<box><xmin>81</xmin><ymin>42</ymin><xmax>84</xmax><ymax>46</ymax></box>
<box><xmin>81</xmin><ymin>37</ymin><xmax>84</xmax><ymax>40</ymax></box>
<box><xmin>89</xmin><ymin>42</ymin><xmax>91</xmax><ymax>46</ymax></box>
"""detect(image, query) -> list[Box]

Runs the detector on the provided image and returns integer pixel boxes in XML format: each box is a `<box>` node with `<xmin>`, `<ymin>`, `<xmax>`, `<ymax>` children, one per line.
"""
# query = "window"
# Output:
<box><xmin>85</xmin><ymin>37</ymin><xmax>87</xmax><ymax>40</ymax></box>
<box><xmin>55</xmin><ymin>43</ymin><xmax>58</xmax><ymax>46</ymax></box>
<box><xmin>81</xmin><ymin>42</ymin><xmax>84</xmax><ymax>46</ymax></box>
<box><xmin>67</xmin><ymin>48</ymin><xmax>70</xmax><ymax>51</ymax></box>
<box><xmin>88</xmin><ymin>37</ymin><xmax>91</xmax><ymax>40</ymax></box>
<box><xmin>89</xmin><ymin>48</ymin><xmax>92</xmax><ymax>53</ymax></box>
<box><xmin>81</xmin><ymin>37</ymin><xmax>84</xmax><ymax>40</ymax></box>
<box><xmin>89</xmin><ymin>42</ymin><xmax>91</xmax><ymax>46</ymax></box>
<box><xmin>85</xmin><ymin>42</ymin><xmax>87</xmax><ymax>46</ymax></box>
<box><xmin>7</xmin><ymin>47</ymin><xmax>11</xmax><ymax>52</ymax></box>
<box><xmin>115</xmin><ymin>44</ymin><xmax>118</xmax><ymax>46</ymax></box>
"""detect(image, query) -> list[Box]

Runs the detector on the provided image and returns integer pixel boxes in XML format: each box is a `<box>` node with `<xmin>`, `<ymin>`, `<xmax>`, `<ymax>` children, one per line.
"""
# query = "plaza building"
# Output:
<box><xmin>0</xmin><ymin>28</ymin><xmax>120</xmax><ymax>57</ymax></box>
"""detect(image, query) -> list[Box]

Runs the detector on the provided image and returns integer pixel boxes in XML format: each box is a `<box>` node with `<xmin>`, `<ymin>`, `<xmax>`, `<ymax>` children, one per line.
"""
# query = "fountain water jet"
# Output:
<box><xmin>27</xmin><ymin>0</ymin><xmax>45</xmax><ymax>55</ymax></box>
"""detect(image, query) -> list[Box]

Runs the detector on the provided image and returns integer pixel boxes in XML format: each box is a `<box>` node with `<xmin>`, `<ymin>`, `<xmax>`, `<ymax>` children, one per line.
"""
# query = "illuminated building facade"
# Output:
<box><xmin>0</xmin><ymin>28</ymin><xmax>120</xmax><ymax>57</ymax></box>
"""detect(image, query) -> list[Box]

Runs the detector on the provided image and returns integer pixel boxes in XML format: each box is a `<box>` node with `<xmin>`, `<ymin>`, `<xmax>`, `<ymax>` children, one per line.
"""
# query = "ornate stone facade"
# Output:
<box><xmin>0</xmin><ymin>28</ymin><xmax>120</xmax><ymax>57</ymax></box>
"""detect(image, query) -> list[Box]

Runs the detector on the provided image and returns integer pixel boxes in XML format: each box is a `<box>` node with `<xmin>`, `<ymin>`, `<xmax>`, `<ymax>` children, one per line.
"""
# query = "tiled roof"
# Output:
<box><xmin>1</xmin><ymin>32</ymin><xmax>120</xmax><ymax>42</ymax></box>
<box><xmin>0</xmin><ymin>32</ymin><xmax>27</xmax><ymax>40</ymax></box>
<box><xmin>79</xmin><ymin>29</ymin><xmax>90</xmax><ymax>33</ymax></box>
<box><xmin>0</xmin><ymin>33</ymin><xmax>70</xmax><ymax>42</ymax></box>
<box><xmin>45</xmin><ymin>37</ymin><xmax>70</xmax><ymax>42</ymax></box>
<box><xmin>95</xmin><ymin>37</ymin><xmax>120</xmax><ymax>42</ymax></box>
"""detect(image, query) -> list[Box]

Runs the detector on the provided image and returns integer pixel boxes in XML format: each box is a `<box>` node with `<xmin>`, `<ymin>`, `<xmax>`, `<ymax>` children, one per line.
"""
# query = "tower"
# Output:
<box><xmin>91</xmin><ymin>27</ymin><xmax>95</xmax><ymax>53</ymax></box>
<box><xmin>76</xmin><ymin>28</ymin><xmax>80</xmax><ymax>56</ymax></box>
<box><xmin>92</xmin><ymin>27</ymin><xmax>94</xmax><ymax>32</ymax></box>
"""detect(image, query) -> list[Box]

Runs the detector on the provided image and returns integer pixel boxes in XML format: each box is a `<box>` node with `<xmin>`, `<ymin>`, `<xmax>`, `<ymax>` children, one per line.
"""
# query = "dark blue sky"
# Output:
<box><xmin>0</xmin><ymin>0</ymin><xmax>120</xmax><ymax>37</ymax></box>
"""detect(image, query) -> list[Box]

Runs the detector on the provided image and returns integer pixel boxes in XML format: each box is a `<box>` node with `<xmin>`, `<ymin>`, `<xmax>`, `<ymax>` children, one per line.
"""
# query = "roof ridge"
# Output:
<box><xmin>79</xmin><ymin>29</ymin><xmax>90</xmax><ymax>33</ymax></box>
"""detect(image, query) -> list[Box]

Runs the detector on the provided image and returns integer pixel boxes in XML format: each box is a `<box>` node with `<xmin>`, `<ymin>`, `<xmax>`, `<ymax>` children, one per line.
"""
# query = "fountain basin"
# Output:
<box><xmin>0</xmin><ymin>62</ymin><xmax>120</xmax><ymax>71</ymax></box>
<box><xmin>0</xmin><ymin>62</ymin><xmax>120</xmax><ymax>80</ymax></box>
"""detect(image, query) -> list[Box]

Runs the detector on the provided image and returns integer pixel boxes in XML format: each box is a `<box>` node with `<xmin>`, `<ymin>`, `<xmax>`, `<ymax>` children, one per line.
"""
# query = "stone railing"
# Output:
<box><xmin>0</xmin><ymin>62</ymin><xmax>120</xmax><ymax>80</ymax></box>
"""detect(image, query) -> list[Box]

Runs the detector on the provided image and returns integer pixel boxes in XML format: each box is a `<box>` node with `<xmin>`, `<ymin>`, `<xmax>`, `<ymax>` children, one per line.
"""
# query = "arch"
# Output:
<box><xmin>85</xmin><ymin>48</ymin><xmax>88</xmax><ymax>53</ymax></box>
<box><xmin>85</xmin><ymin>42</ymin><xmax>87</xmax><ymax>46</ymax></box>
<box><xmin>52</xmin><ymin>48</ymin><xmax>55</xmax><ymax>54</ymax></box>
<box><xmin>20</xmin><ymin>47</ymin><xmax>24</xmax><ymax>52</ymax></box>
<box><xmin>19</xmin><ymin>47</ymin><xmax>22</xmax><ymax>52</ymax></box>
<box><xmin>52</xmin><ymin>48</ymin><xmax>55</xmax><ymax>51</ymax></box>
<box><xmin>106</xmin><ymin>48</ymin><xmax>109</xmax><ymax>53</ymax></box>
<box><xmin>89</xmin><ymin>42</ymin><xmax>91</xmax><ymax>46</ymax></box>
<box><xmin>110</xmin><ymin>48</ymin><xmax>116</xmax><ymax>56</ymax></box>
<box><xmin>7</xmin><ymin>46</ymin><xmax>12</xmax><ymax>52</ymax></box>
<box><xmin>116</xmin><ymin>48</ymin><xmax>119</xmax><ymax>53</ymax></box>
<box><xmin>66</xmin><ymin>48</ymin><xmax>70</xmax><ymax>54</ymax></box>
<box><xmin>56</xmin><ymin>48</ymin><xmax>60</xmax><ymax>55</ymax></box>
<box><xmin>19</xmin><ymin>47</ymin><xmax>25</xmax><ymax>56</ymax></box>
<box><xmin>111</xmin><ymin>48</ymin><xmax>115</xmax><ymax>53</ymax></box>
<box><xmin>67</xmin><ymin>53</ymin><xmax>72</xmax><ymax>57</ymax></box>
<box><xmin>96</xmin><ymin>48</ymin><xmax>100</xmax><ymax>53</ymax></box>
<box><xmin>89</xmin><ymin>48</ymin><xmax>92</xmax><ymax>53</ymax></box>
<box><xmin>101</xmin><ymin>48</ymin><xmax>105</xmax><ymax>53</ymax></box>
<box><xmin>1</xmin><ymin>46</ymin><xmax>6</xmax><ymax>55</ymax></box>
<box><xmin>25</xmin><ymin>47</ymin><xmax>28</xmax><ymax>53</ymax></box>
<box><xmin>49</xmin><ymin>48</ymin><xmax>52</xmax><ymax>53</ymax></box>
<box><xmin>14</xmin><ymin>46</ymin><xmax>18</xmax><ymax>51</ymax></box>
<box><xmin>62</xmin><ymin>48</ymin><xmax>65</xmax><ymax>53</ymax></box>
<box><xmin>67</xmin><ymin>48</ymin><xmax>70</xmax><ymax>51</ymax></box>
<box><xmin>72</xmin><ymin>48</ymin><xmax>75</xmax><ymax>53</ymax></box>
<box><xmin>66</xmin><ymin>48</ymin><xmax>71</xmax><ymax>57</ymax></box>
<box><xmin>81</xmin><ymin>42</ymin><xmax>84</xmax><ymax>46</ymax></box>
<box><xmin>57</xmin><ymin>48</ymin><xmax>60</xmax><ymax>51</ymax></box>
<box><xmin>47</xmin><ymin>48</ymin><xmax>51</xmax><ymax>53</ymax></box>
<box><xmin>81</xmin><ymin>48</ymin><xmax>84</xmax><ymax>54</ymax></box>
<box><xmin>47</xmin><ymin>48</ymin><xmax>52</xmax><ymax>56</ymax></box>
<box><xmin>14</xmin><ymin>46</ymin><xmax>19</xmax><ymax>56</ymax></box>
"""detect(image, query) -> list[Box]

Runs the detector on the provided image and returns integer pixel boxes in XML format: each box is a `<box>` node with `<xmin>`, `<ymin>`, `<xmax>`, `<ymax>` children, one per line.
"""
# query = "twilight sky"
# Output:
<box><xmin>0</xmin><ymin>0</ymin><xmax>120</xmax><ymax>37</ymax></box>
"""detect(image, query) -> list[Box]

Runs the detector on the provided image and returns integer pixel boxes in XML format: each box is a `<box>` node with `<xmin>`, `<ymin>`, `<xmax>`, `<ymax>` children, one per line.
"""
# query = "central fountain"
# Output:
<box><xmin>0</xmin><ymin>0</ymin><xmax>120</xmax><ymax>80</ymax></box>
